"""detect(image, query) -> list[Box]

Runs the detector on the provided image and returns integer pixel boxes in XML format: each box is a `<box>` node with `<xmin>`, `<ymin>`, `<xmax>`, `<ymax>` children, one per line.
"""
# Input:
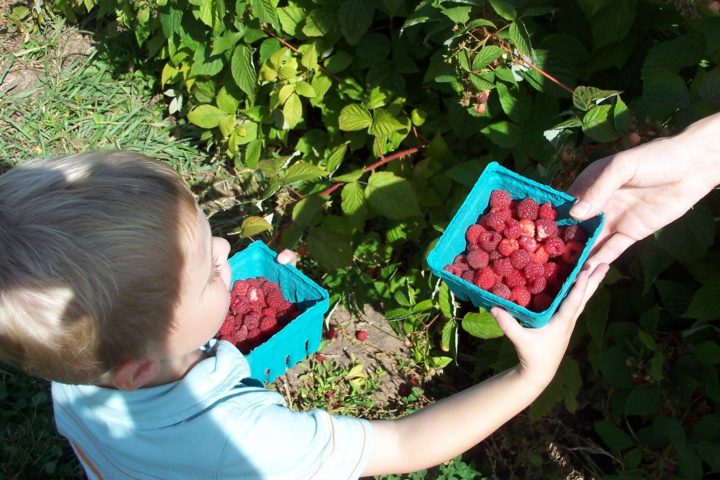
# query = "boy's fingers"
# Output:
<box><xmin>276</xmin><ymin>249</ymin><xmax>298</xmax><ymax>266</ymax></box>
<box><xmin>491</xmin><ymin>307</ymin><xmax>524</xmax><ymax>343</ymax></box>
<box><xmin>556</xmin><ymin>263</ymin><xmax>609</xmax><ymax>322</ymax></box>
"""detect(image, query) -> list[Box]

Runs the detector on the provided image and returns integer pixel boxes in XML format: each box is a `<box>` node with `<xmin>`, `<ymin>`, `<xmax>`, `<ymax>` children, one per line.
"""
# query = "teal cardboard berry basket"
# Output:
<box><xmin>426</xmin><ymin>162</ymin><xmax>604</xmax><ymax>328</ymax></box>
<box><xmin>227</xmin><ymin>241</ymin><xmax>329</xmax><ymax>383</ymax></box>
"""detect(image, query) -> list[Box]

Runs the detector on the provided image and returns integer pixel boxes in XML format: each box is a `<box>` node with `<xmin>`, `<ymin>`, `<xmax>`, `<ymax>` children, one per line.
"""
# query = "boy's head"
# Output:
<box><xmin>0</xmin><ymin>151</ymin><xmax>201</xmax><ymax>384</ymax></box>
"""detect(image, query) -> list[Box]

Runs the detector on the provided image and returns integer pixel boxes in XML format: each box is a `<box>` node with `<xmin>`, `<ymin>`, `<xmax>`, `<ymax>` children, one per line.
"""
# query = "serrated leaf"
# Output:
<box><xmin>440</xmin><ymin>319</ymin><xmax>456</xmax><ymax>352</ymax></box>
<box><xmin>657</xmin><ymin>206</ymin><xmax>715</xmax><ymax>263</ymax></box>
<box><xmin>326</xmin><ymin>143</ymin><xmax>347</xmax><ymax>174</ymax></box>
<box><xmin>369</xmin><ymin>109</ymin><xmax>407</xmax><ymax>137</ymax></box>
<box><xmin>441</xmin><ymin>6</ymin><xmax>471</xmax><ymax>24</ymax></box>
<box><xmin>282</xmin><ymin>92</ymin><xmax>303</xmax><ymax>128</ymax></box>
<box><xmin>480</xmin><ymin>120</ymin><xmax>522</xmax><ymax>148</ymax></box>
<box><xmin>307</xmin><ymin>226</ymin><xmax>353</xmax><ymax>271</ymax></box>
<box><xmin>496</xmin><ymin>82</ymin><xmax>532</xmax><ymax>123</ymax></box>
<box><xmin>339</xmin><ymin>104</ymin><xmax>373</xmax><ymax>131</ymax></box>
<box><xmin>685</xmin><ymin>274</ymin><xmax>720</xmax><ymax>321</ymax></box>
<box><xmin>439</xmin><ymin>282</ymin><xmax>453</xmax><ymax>320</ymax></box>
<box><xmin>281</xmin><ymin>161</ymin><xmax>327</xmax><ymax>184</ymax></box>
<box><xmin>643</xmin><ymin>68</ymin><xmax>691</xmax><ymax>107</ymax></box>
<box><xmin>591</xmin><ymin>0</ymin><xmax>635</xmax><ymax>49</ymax></box>
<box><xmin>338</xmin><ymin>0</ymin><xmax>375</xmax><ymax>45</ymax></box>
<box><xmin>341</xmin><ymin>181</ymin><xmax>366</xmax><ymax>215</ymax></box>
<box><xmin>461</xmin><ymin>310</ymin><xmax>504</xmax><ymax>339</ymax></box>
<box><xmin>277</xmin><ymin>4</ymin><xmax>305</xmax><ymax>36</ymax></box>
<box><xmin>231</xmin><ymin>44</ymin><xmax>256</xmax><ymax>100</ymax></box>
<box><xmin>187</xmin><ymin>104</ymin><xmax>228</xmax><ymax>128</ymax></box>
<box><xmin>473</xmin><ymin>45</ymin><xmax>503</xmax><ymax>70</ymax></box>
<box><xmin>582</xmin><ymin>105</ymin><xmax>620</xmax><ymax>142</ymax></box>
<box><xmin>594</xmin><ymin>421</ymin><xmax>634</xmax><ymax>451</ymax></box>
<box><xmin>488</xmin><ymin>0</ymin><xmax>516</xmax><ymax>20</ymax></box>
<box><xmin>333</xmin><ymin>169</ymin><xmax>365</xmax><ymax>183</ymax></box>
<box><xmin>291</xmin><ymin>194</ymin><xmax>324</xmax><ymax>227</ymax></box>
<box><xmin>625</xmin><ymin>384</ymin><xmax>661</xmax><ymax>415</ymax></box>
<box><xmin>643</xmin><ymin>35</ymin><xmax>703</xmax><ymax>73</ymax></box>
<box><xmin>509</xmin><ymin>21</ymin><xmax>532</xmax><ymax>57</ymax></box>
<box><xmin>211</xmin><ymin>31</ymin><xmax>244</xmax><ymax>56</ymax></box>
<box><xmin>294</xmin><ymin>81</ymin><xmax>316</xmax><ymax>98</ymax></box>
<box><xmin>573</xmin><ymin>86</ymin><xmax>622</xmax><ymax>111</ymax></box>
<box><xmin>365</xmin><ymin>172</ymin><xmax>421</xmax><ymax>219</ymax></box>
<box><xmin>236</xmin><ymin>216</ymin><xmax>272</xmax><ymax>237</ymax></box>
<box><xmin>249</xmin><ymin>0</ymin><xmax>279</xmax><ymax>29</ymax></box>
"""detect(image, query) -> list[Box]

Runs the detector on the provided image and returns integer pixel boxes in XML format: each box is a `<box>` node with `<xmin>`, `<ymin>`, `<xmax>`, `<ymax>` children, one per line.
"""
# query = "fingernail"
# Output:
<box><xmin>570</xmin><ymin>201</ymin><xmax>590</xmax><ymax>219</ymax></box>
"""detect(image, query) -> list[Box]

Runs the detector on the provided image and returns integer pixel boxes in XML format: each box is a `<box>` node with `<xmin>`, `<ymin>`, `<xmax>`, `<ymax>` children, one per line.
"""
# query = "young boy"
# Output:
<box><xmin>0</xmin><ymin>151</ymin><xmax>608</xmax><ymax>478</ymax></box>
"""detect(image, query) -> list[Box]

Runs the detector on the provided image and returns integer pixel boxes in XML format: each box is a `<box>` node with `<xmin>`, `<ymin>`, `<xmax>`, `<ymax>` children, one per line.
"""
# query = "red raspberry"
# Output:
<box><xmin>474</xmin><ymin>267</ymin><xmax>497</xmax><ymax>290</ymax></box>
<box><xmin>563</xmin><ymin>240</ymin><xmax>584</xmax><ymax>264</ymax></box>
<box><xmin>524</xmin><ymin>261</ymin><xmax>544</xmax><ymax>279</ymax></box>
<box><xmin>516</xmin><ymin>198</ymin><xmax>539</xmax><ymax>220</ymax></box>
<box><xmin>561</xmin><ymin>224</ymin><xmax>587</xmax><ymax>243</ymax></box>
<box><xmin>510</xmin><ymin>249</ymin><xmax>530</xmax><ymax>270</ymax></box>
<box><xmin>518</xmin><ymin>235</ymin><xmax>537</xmax><ymax>253</ymax></box>
<box><xmin>533</xmin><ymin>292</ymin><xmax>553</xmax><ymax>312</ymax></box>
<box><xmin>452</xmin><ymin>254</ymin><xmax>468</xmax><ymax>267</ymax></box>
<box><xmin>219</xmin><ymin>315</ymin><xmax>236</xmax><ymax>337</ymax></box>
<box><xmin>314</xmin><ymin>353</ymin><xmax>326</xmax><ymax>362</ymax></box>
<box><xmin>543</xmin><ymin>261</ymin><xmax>560</xmax><ymax>282</ymax></box>
<box><xmin>535</xmin><ymin>219</ymin><xmax>558</xmax><ymax>240</ymax></box>
<box><xmin>505</xmin><ymin>268</ymin><xmax>527</xmax><ymax>288</ymax></box>
<box><xmin>489</xmin><ymin>189</ymin><xmax>512</xmax><ymax>209</ymax></box>
<box><xmin>355</xmin><ymin>330</ymin><xmax>368</xmax><ymax>342</ymax></box>
<box><xmin>484</xmin><ymin>212</ymin><xmax>506</xmax><ymax>232</ymax></box>
<box><xmin>465</xmin><ymin>223</ymin><xmax>486</xmax><ymax>244</ymax></box>
<box><xmin>527</xmin><ymin>276</ymin><xmax>547</xmax><ymax>294</ymax></box>
<box><xmin>244</xmin><ymin>313</ymin><xmax>260</xmax><ymax>330</ymax></box>
<box><xmin>519</xmin><ymin>219</ymin><xmax>535</xmax><ymax>238</ymax></box>
<box><xmin>259</xmin><ymin>315</ymin><xmax>278</xmax><ymax>334</ymax></box>
<box><xmin>466</xmin><ymin>242</ymin><xmax>481</xmax><ymax>251</ymax></box>
<box><xmin>489</xmin><ymin>250</ymin><xmax>502</xmax><ymax>261</ymax></box>
<box><xmin>467</xmin><ymin>249</ymin><xmax>490</xmax><ymax>269</ymax></box>
<box><xmin>529</xmin><ymin>245</ymin><xmax>549</xmax><ymax>264</ymax></box>
<box><xmin>491</xmin><ymin>283</ymin><xmax>511</xmax><ymax>299</ymax></box>
<box><xmin>444</xmin><ymin>265</ymin><xmax>463</xmax><ymax>276</ymax></box>
<box><xmin>497</xmin><ymin>238</ymin><xmax>519</xmax><ymax>257</ymax></box>
<box><xmin>503</xmin><ymin>218</ymin><xmax>521</xmax><ymax>239</ymax></box>
<box><xmin>326</xmin><ymin>327</ymin><xmax>338</xmax><ymax>340</ymax></box>
<box><xmin>492</xmin><ymin>257</ymin><xmax>513</xmax><ymax>277</ymax></box>
<box><xmin>490</xmin><ymin>207</ymin><xmax>512</xmax><ymax>221</ymax></box>
<box><xmin>538</xmin><ymin>202</ymin><xmax>557</xmax><ymax>220</ymax></box>
<box><xmin>479</xmin><ymin>231</ymin><xmax>502</xmax><ymax>252</ymax></box>
<box><xmin>234</xmin><ymin>324</ymin><xmax>249</xmax><ymax>343</ymax></box>
<box><xmin>543</xmin><ymin>237</ymin><xmax>565</xmax><ymax>258</ymax></box>
<box><xmin>510</xmin><ymin>286</ymin><xmax>531</xmax><ymax>307</ymax></box>
<box><xmin>461</xmin><ymin>270</ymin><xmax>475</xmax><ymax>283</ymax></box>
<box><xmin>232</xmin><ymin>280</ymin><xmax>250</xmax><ymax>298</ymax></box>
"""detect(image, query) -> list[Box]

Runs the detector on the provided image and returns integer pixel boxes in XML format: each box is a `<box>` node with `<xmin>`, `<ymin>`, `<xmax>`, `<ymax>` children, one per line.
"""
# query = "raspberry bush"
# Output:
<box><xmin>38</xmin><ymin>0</ymin><xmax>720</xmax><ymax>477</ymax></box>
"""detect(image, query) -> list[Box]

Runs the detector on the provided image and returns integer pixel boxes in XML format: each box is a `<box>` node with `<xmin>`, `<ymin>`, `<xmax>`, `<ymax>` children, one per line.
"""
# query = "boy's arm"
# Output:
<box><xmin>362</xmin><ymin>263</ymin><xmax>609</xmax><ymax>476</ymax></box>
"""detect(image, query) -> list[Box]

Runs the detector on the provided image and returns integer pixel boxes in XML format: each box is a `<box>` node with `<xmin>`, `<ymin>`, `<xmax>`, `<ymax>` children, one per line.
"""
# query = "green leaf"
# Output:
<box><xmin>694</xmin><ymin>341</ymin><xmax>720</xmax><ymax>365</ymax></box>
<box><xmin>461</xmin><ymin>310</ymin><xmax>504</xmax><ymax>339</ymax></box>
<box><xmin>249</xmin><ymin>0</ymin><xmax>279</xmax><ymax>29</ymax></box>
<box><xmin>236</xmin><ymin>215</ymin><xmax>272</xmax><ymax>237</ymax></box>
<box><xmin>231</xmin><ymin>44</ymin><xmax>257</xmax><ymax>100</ymax></box>
<box><xmin>582</xmin><ymin>105</ymin><xmax>620</xmax><ymax>142</ymax></box>
<box><xmin>334</xmin><ymin>169</ymin><xmax>365</xmax><ymax>183</ymax></box>
<box><xmin>277</xmin><ymin>4</ymin><xmax>305</xmax><ymax>36</ymax></box>
<box><xmin>365</xmin><ymin>172</ymin><xmax>421</xmax><ymax>219</ymax></box>
<box><xmin>302</xmin><ymin>8</ymin><xmax>335</xmax><ymax>37</ymax></box>
<box><xmin>326</xmin><ymin>143</ymin><xmax>347</xmax><ymax>174</ymax></box>
<box><xmin>625</xmin><ymin>383</ymin><xmax>661</xmax><ymax>416</ymax></box>
<box><xmin>643</xmin><ymin>68</ymin><xmax>690</xmax><ymax>108</ymax></box>
<box><xmin>441</xmin><ymin>6</ymin><xmax>471</xmax><ymax>24</ymax></box>
<box><xmin>685</xmin><ymin>274</ymin><xmax>720</xmax><ymax>321</ymax></box>
<box><xmin>211</xmin><ymin>31</ymin><xmax>244</xmax><ymax>56</ymax></box>
<box><xmin>341</xmin><ymin>181</ymin><xmax>366</xmax><ymax>216</ymax></box>
<box><xmin>294</xmin><ymin>81</ymin><xmax>316</xmax><ymax>98</ymax></box>
<box><xmin>509</xmin><ymin>20</ymin><xmax>532</xmax><ymax>57</ymax></box>
<box><xmin>369</xmin><ymin>109</ymin><xmax>407</xmax><ymax>137</ymax></box>
<box><xmin>338</xmin><ymin>104</ymin><xmax>373</xmax><ymax>131</ymax></box>
<box><xmin>281</xmin><ymin>161</ymin><xmax>327</xmax><ymax>184</ymax></box>
<box><xmin>338</xmin><ymin>0</ymin><xmax>375</xmax><ymax>45</ymax></box>
<box><xmin>643</xmin><ymin>35</ymin><xmax>703</xmax><ymax>73</ymax></box>
<box><xmin>572</xmin><ymin>86</ymin><xmax>622</xmax><ymax>111</ymax></box>
<box><xmin>472</xmin><ymin>45</ymin><xmax>503</xmax><ymax>70</ymax></box>
<box><xmin>188</xmin><ymin>104</ymin><xmax>228</xmax><ymax>128</ymax></box>
<box><xmin>282</xmin><ymin>92</ymin><xmax>303</xmax><ymax>128</ymax></box>
<box><xmin>496</xmin><ymin>82</ymin><xmax>532</xmax><ymax>123</ymax></box>
<box><xmin>291</xmin><ymin>194</ymin><xmax>324</xmax><ymax>227</ymax></box>
<box><xmin>488</xmin><ymin>0</ymin><xmax>516</xmax><ymax>20</ymax></box>
<box><xmin>591</xmin><ymin>0</ymin><xmax>635</xmax><ymax>49</ymax></box>
<box><xmin>594</xmin><ymin>421</ymin><xmax>634</xmax><ymax>451</ymax></box>
<box><xmin>440</xmin><ymin>318</ymin><xmax>456</xmax><ymax>353</ymax></box>
<box><xmin>480</xmin><ymin>121</ymin><xmax>522</xmax><ymax>148</ymax></box>
<box><xmin>307</xmin><ymin>226</ymin><xmax>354</xmax><ymax>271</ymax></box>
<box><xmin>657</xmin><ymin>205</ymin><xmax>715</xmax><ymax>263</ymax></box>
<box><xmin>439</xmin><ymin>282</ymin><xmax>453</xmax><ymax>320</ymax></box>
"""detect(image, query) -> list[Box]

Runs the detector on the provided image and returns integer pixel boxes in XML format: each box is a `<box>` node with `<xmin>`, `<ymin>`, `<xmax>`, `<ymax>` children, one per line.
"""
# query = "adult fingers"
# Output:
<box><xmin>585</xmin><ymin>234</ymin><xmax>635</xmax><ymax>268</ymax></box>
<box><xmin>569</xmin><ymin>155</ymin><xmax>634</xmax><ymax>221</ymax></box>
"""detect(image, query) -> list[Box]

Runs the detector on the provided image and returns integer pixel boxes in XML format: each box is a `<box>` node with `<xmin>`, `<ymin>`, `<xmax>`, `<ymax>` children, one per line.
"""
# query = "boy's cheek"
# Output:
<box><xmin>221</xmin><ymin>260</ymin><xmax>231</xmax><ymax>290</ymax></box>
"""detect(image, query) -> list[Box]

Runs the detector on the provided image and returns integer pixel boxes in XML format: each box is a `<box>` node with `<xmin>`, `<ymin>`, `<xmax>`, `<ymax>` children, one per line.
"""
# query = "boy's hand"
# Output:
<box><xmin>276</xmin><ymin>249</ymin><xmax>298</xmax><ymax>267</ymax></box>
<box><xmin>492</xmin><ymin>262</ymin><xmax>609</xmax><ymax>390</ymax></box>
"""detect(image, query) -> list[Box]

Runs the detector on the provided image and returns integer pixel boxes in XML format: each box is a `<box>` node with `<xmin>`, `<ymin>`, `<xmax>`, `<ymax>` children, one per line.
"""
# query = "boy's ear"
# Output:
<box><xmin>111</xmin><ymin>358</ymin><xmax>161</xmax><ymax>391</ymax></box>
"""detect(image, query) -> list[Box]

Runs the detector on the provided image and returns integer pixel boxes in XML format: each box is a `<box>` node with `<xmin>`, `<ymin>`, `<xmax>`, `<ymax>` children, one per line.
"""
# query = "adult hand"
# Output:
<box><xmin>567</xmin><ymin>113</ymin><xmax>720</xmax><ymax>265</ymax></box>
<box><xmin>492</xmin><ymin>263</ymin><xmax>609</xmax><ymax>389</ymax></box>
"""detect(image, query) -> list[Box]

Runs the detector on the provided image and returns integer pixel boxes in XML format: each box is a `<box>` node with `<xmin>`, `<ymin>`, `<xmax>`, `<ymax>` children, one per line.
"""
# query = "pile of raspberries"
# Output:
<box><xmin>216</xmin><ymin>276</ymin><xmax>299</xmax><ymax>353</ymax></box>
<box><xmin>444</xmin><ymin>189</ymin><xmax>587</xmax><ymax>312</ymax></box>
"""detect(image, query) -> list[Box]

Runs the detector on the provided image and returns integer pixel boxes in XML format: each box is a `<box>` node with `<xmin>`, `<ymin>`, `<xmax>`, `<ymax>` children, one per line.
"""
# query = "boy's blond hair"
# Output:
<box><xmin>0</xmin><ymin>151</ymin><xmax>198</xmax><ymax>384</ymax></box>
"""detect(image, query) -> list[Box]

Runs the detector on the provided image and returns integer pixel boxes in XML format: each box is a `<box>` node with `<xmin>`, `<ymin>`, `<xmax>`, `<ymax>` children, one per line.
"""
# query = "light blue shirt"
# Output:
<box><xmin>52</xmin><ymin>340</ymin><xmax>374</xmax><ymax>479</ymax></box>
